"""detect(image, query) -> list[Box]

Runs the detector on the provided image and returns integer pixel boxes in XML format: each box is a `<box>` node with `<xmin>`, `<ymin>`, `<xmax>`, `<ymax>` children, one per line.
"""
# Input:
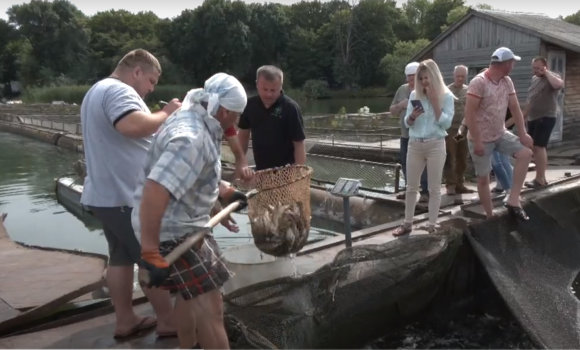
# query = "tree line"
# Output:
<box><xmin>0</xmin><ymin>0</ymin><xmax>579</xmax><ymax>101</ymax></box>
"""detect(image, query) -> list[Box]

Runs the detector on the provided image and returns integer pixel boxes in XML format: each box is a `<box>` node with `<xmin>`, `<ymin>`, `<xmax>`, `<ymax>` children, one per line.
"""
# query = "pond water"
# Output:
<box><xmin>294</xmin><ymin>97</ymin><xmax>393</xmax><ymax>116</ymax></box>
<box><xmin>0</xmin><ymin>131</ymin><xmax>339</xmax><ymax>256</ymax></box>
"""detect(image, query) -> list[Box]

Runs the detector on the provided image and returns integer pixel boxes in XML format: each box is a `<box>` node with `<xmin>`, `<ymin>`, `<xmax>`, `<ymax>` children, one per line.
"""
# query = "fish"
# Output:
<box><xmin>250</xmin><ymin>201</ymin><xmax>307</xmax><ymax>256</ymax></box>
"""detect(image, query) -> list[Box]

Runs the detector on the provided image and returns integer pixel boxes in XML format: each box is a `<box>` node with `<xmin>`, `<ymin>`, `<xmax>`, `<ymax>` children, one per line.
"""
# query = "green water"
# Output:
<box><xmin>0</xmin><ymin>132</ymin><xmax>338</xmax><ymax>256</ymax></box>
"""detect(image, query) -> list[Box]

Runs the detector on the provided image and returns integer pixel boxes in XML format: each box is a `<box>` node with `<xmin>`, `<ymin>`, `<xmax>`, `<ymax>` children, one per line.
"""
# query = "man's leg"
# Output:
<box><xmin>173</xmin><ymin>294</ymin><xmax>197</xmax><ymax>349</ymax></box>
<box><xmin>491</xmin><ymin>151</ymin><xmax>511</xmax><ymax>191</ymax></box>
<box><xmin>444</xmin><ymin>135</ymin><xmax>458</xmax><ymax>194</ymax></box>
<box><xmin>91</xmin><ymin>206</ymin><xmax>175</xmax><ymax>336</ymax></box>
<box><xmin>397</xmin><ymin>137</ymin><xmax>409</xmax><ymax>199</ymax></box>
<box><xmin>467</xmin><ymin>141</ymin><xmax>495</xmax><ymax>218</ymax></box>
<box><xmin>162</xmin><ymin>235</ymin><xmax>232</xmax><ymax>350</ymax></box>
<box><xmin>455</xmin><ymin>138</ymin><xmax>475</xmax><ymax>193</ymax></box>
<box><xmin>497</xmin><ymin>132</ymin><xmax>533</xmax><ymax>210</ymax></box>
<box><xmin>531</xmin><ymin>117</ymin><xmax>556</xmax><ymax>186</ymax></box>
<box><xmin>193</xmin><ymin>289</ymin><xmax>229</xmax><ymax>349</ymax></box>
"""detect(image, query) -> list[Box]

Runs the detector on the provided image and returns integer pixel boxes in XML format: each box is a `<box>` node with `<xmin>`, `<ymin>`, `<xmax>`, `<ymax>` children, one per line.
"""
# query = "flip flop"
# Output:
<box><xmin>114</xmin><ymin>316</ymin><xmax>157</xmax><ymax>339</ymax></box>
<box><xmin>156</xmin><ymin>331</ymin><xmax>178</xmax><ymax>339</ymax></box>
<box><xmin>525</xmin><ymin>180</ymin><xmax>547</xmax><ymax>189</ymax></box>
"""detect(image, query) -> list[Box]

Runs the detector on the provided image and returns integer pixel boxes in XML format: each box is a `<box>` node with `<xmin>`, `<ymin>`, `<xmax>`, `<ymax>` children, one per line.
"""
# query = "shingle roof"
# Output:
<box><xmin>409</xmin><ymin>9</ymin><xmax>580</xmax><ymax>62</ymax></box>
<box><xmin>477</xmin><ymin>9</ymin><xmax>580</xmax><ymax>52</ymax></box>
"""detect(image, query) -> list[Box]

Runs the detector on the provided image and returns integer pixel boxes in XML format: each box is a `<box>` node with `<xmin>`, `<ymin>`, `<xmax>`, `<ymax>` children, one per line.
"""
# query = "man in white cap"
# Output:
<box><xmin>464</xmin><ymin>47</ymin><xmax>533</xmax><ymax>220</ymax></box>
<box><xmin>390</xmin><ymin>62</ymin><xmax>428</xmax><ymax>202</ymax></box>
<box><xmin>132</xmin><ymin>72</ymin><xmax>249</xmax><ymax>349</ymax></box>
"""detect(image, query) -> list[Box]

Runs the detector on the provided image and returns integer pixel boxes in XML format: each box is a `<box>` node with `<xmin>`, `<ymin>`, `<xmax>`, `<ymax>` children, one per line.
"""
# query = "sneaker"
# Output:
<box><xmin>419</xmin><ymin>193</ymin><xmax>429</xmax><ymax>203</ymax></box>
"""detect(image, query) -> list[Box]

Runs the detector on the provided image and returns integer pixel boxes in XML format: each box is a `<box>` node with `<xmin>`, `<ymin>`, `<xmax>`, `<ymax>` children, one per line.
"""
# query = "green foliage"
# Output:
<box><xmin>3</xmin><ymin>0</ymin><xmax>571</xmax><ymax>101</ymax></box>
<box><xmin>21</xmin><ymin>84</ymin><xmax>192</xmax><ymax>104</ymax></box>
<box><xmin>380</xmin><ymin>39</ymin><xmax>431</xmax><ymax>91</ymax></box>
<box><xmin>302</xmin><ymin>79</ymin><xmax>330</xmax><ymax>100</ymax></box>
<box><xmin>440</xmin><ymin>3</ymin><xmax>493</xmax><ymax>31</ymax></box>
<box><xmin>562</xmin><ymin>10</ymin><xmax>580</xmax><ymax>26</ymax></box>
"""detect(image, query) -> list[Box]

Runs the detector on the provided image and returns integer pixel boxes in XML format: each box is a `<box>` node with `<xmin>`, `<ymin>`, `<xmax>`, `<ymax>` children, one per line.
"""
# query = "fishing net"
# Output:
<box><xmin>246</xmin><ymin>165</ymin><xmax>313</xmax><ymax>256</ymax></box>
<box><xmin>223</xmin><ymin>229</ymin><xmax>463</xmax><ymax>349</ymax></box>
<box><xmin>466</xmin><ymin>184</ymin><xmax>580</xmax><ymax>349</ymax></box>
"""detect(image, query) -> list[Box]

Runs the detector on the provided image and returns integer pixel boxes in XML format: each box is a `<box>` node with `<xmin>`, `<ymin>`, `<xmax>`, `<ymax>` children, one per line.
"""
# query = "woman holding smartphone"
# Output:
<box><xmin>393</xmin><ymin>59</ymin><xmax>456</xmax><ymax>236</ymax></box>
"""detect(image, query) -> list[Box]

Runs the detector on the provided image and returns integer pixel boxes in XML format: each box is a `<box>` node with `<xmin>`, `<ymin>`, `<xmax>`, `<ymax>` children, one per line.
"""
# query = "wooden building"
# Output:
<box><xmin>409</xmin><ymin>9</ymin><xmax>580</xmax><ymax>147</ymax></box>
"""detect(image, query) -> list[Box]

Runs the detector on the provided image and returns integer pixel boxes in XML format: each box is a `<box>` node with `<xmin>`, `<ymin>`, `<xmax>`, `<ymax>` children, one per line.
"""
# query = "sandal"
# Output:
<box><xmin>525</xmin><ymin>180</ymin><xmax>547</xmax><ymax>189</ymax></box>
<box><xmin>505</xmin><ymin>204</ymin><xmax>529</xmax><ymax>221</ymax></box>
<box><xmin>393</xmin><ymin>224</ymin><xmax>412</xmax><ymax>237</ymax></box>
<box><xmin>114</xmin><ymin>316</ymin><xmax>157</xmax><ymax>339</ymax></box>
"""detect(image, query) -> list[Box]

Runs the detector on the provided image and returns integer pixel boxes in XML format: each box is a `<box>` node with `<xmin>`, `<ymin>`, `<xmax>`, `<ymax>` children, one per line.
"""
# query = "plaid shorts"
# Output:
<box><xmin>159</xmin><ymin>233</ymin><xmax>233</xmax><ymax>300</ymax></box>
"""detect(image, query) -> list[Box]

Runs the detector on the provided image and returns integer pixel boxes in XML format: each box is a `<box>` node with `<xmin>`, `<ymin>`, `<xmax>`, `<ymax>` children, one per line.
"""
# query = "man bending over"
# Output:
<box><xmin>133</xmin><ymin>73</ymin><xmax>249</xmax><ymax>349</ymax></box>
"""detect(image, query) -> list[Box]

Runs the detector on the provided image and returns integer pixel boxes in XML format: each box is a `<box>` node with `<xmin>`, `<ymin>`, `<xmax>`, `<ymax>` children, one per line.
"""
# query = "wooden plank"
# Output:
<box><xmin>0</xmin><ymin>213</ymin><xmax>107</xmax><ymax>332</ymax></box>
<box><xmin>0</xmin><ymin>214</ymin><xmax>21</xmax><ymax>324</ymax></box>
<box><xmin>0</xmin><ymin>302</ymin><xmax>177</xmax><ymax>349</ymax></box>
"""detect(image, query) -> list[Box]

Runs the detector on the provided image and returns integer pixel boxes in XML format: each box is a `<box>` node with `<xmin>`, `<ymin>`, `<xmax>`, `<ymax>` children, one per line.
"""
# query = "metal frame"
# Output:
<box><xmin>329</xmin><ymin>178</ymin><xmax>363</xmax><ymax>248</ymax></box>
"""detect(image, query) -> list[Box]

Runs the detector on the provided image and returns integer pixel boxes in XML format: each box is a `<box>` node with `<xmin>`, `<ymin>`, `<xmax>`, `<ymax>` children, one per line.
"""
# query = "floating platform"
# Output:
<box><xmin>0</xmin><ymin>214</ymin><xmax>107</xmax><ymax>333</ymax></box>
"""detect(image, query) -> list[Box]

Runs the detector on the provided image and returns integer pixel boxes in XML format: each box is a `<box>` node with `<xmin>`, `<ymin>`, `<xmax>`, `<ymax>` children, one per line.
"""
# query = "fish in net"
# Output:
<box><xmin>244</xmin><ymin>165</ymin><xmax>313</xmax><ymax>257</ymax></box>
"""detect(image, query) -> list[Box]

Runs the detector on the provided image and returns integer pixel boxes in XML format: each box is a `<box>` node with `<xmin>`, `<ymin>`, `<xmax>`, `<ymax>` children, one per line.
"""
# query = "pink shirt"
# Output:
<box><xmin>466</xmin><ymin>70</ymin><xmax>516</xmax><ymax>143</ymax></box>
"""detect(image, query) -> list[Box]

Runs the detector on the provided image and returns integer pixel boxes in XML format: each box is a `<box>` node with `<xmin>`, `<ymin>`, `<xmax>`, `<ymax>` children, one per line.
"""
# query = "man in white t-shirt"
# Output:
<box><xmin>81</xmin><ymin>49</ymin><xmax>180</xmax><ymax>339</ymax></box>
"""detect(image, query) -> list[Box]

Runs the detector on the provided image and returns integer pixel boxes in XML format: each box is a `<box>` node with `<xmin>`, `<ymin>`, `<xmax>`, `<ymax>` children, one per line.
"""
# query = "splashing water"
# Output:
<box><xmin>288</xmin><ymin>253</ymin><xmax>299</xmax><ymax>277</ymax></box>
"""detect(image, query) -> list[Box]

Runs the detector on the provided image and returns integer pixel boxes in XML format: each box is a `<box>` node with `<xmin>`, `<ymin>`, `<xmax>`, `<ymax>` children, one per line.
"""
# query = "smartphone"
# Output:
<box><xmin>411</xmin><ymin>99</ymin><xmax>424</xmax><ymax>111</ymax></box>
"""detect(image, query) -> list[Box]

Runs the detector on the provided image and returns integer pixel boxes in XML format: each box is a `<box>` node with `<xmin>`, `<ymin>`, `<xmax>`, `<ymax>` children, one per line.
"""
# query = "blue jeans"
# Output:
<box><xmin>400</xmin><ymin>137</ymin><xmax>428</xmax><ymax>194</ymax></box>
<box><xmin>491</xmin><ymin>151</ymin><xmax>513</xmax><ymax>190</ymax></box>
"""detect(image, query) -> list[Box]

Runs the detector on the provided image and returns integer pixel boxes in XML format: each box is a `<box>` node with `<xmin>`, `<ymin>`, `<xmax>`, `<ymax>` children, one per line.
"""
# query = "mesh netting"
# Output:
<box><xmin>223</xmin><ymin>229</ymin><xmax>463</xmax><ymax>349</ymax></box>
<box><xmin>220</xmin><ymin>143</ymin><xmax>403</xmax><ymax>194</ymax></box>
<box><xmin>247</xmin><ymin>165</ymin><xmax>313</xmax><ymax>256</ymax></box>
<box><xmin>466</xmin><ymin>185</ymin><xmax>580</xmax><ymax>349</ymax></box>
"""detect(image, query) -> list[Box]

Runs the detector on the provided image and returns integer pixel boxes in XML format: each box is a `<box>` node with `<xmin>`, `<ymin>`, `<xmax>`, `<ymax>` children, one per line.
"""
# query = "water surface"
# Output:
<box><xmin>0</xmin><ymin>131</ymin><xmax>337</xmax><ymax>256</ymax></box>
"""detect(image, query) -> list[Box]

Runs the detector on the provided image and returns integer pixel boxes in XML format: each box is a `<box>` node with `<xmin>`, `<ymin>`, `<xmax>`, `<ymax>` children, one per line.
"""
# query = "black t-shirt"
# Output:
<box><xmin>238</xmin><ymin>93</ymin><xmax>306</xmax><ymax>171</ymax></box>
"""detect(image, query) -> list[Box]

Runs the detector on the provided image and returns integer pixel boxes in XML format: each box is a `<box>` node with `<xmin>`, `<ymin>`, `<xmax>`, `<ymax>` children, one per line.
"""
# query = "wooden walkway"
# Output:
<box><xmin>0</xmin><ymin>302</ymin><xmax>177</xmax><ymax>349</ymax></box>
<box><xmin>2</xmin><ymin>168</ymin><xmax>580</xmax><ymax>348</ymax></box>
<box><xmin>0</xmin><ymin>214</ymin><xmax>107</xmax><ymax>333</ymax></box>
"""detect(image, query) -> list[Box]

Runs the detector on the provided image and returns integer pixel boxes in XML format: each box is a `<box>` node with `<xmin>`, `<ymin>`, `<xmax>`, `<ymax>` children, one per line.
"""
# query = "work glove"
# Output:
<box><xmin>220</xmin><ymin>187</ymin><xmax>248</xmax><ymax>212</ymax></box>
<box><xmin>139</xmin><ymin>249</ymin><xmax>170</xmax><ymax>288</ymax></box>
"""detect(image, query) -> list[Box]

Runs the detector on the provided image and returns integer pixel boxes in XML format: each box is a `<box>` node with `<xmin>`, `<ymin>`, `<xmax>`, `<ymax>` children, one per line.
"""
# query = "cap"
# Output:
<box><xmin>405</xmin><ymin>62</ymin><xmax>420</xmax><ymax>76</ymax></box>
<box><xmin>491</xmin><ymin>47</ymin><xmax>521</xmax><ymax>62</ymax></box>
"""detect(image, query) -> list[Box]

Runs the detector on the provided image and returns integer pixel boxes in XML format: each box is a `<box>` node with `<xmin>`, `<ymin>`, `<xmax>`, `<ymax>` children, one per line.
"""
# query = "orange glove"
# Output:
<box><xmin>141</xmin><ymin>249</ymin><xmax>170</xmax><ymax>269</ymax></box>
<box><xmin>139</xmin><ymin>249</ymin><xmax>170</xmax><ymax>288</ymax></box>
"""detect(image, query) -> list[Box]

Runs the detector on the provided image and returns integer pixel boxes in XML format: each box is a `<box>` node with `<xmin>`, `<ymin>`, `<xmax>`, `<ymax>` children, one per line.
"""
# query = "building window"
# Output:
<box><xmin>468</xmin><ymin>67</ymin><xmax>487</xmax><ymax>82</ymax></box>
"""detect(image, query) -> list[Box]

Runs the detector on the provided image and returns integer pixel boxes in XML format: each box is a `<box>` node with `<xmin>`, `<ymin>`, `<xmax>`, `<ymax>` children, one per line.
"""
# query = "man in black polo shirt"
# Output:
<box><xmin>238</xmin><ymin>65</ymin><xmax>306</xmax><ymax>171</ymax></box>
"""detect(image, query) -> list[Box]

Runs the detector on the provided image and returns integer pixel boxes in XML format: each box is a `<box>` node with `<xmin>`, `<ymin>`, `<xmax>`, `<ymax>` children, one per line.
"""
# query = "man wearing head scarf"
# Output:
<box><xmin>131</xmin><ymin>73</ymin><xmax>249</xmax><ymax>349</ymax></box>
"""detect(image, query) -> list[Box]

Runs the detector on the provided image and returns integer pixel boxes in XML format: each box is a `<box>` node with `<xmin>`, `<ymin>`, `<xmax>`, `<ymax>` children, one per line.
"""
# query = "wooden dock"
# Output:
<box><xmin>0</xmin><ymin>214</ymin><xmax>107</xmax><ymax>333</ymax></box>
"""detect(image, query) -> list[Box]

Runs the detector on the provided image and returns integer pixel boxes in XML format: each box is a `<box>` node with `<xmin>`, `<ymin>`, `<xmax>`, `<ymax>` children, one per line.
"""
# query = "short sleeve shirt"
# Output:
<box><xmin>391</xmin><ymin>84</ymin><xmax>412</xmax><ymax>138</ymax></box>
<box><xmin>238</xmin><ymin>93</ymin><xmax>306</xmax><ymax>171</ymax></box>
<box><xmin>131</xmin><ymin>106</ymin><xmax>223</xmax><ymax>243</ymax></box>
<box><xmin>466</xmin><ymin>71</ymin><xmax>516</xmax><ymax>143</ymax></box>
<box><xmin>80</xmin><ymin>78</ymin><xmax>152</xmax><ymax>207</ymax></box>
<box><xmin>526</xmin><ymin>73</ymin><xmax>561</xmax><ymax>121</ymax></box>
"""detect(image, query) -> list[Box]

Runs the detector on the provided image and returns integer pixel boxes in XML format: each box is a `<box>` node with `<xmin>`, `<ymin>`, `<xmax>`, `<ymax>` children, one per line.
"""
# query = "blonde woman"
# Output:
<box><xmin>393</xmin><ymin>59</ymin><xmax>456</xmax><ymax>236</ymax></box>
